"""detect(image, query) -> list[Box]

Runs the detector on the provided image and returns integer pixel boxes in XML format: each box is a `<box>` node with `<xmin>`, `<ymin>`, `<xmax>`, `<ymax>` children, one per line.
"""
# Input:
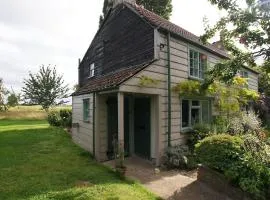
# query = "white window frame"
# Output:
<box><xmin>181</xmin><ymin>99</ymin><xmax>210</xmax><ymax>130</ymax></box>
<box><xmin>89</xmin><ymin>63</ymin><xmax>95</xmax><ymax>78</ymax></box>
<box><xmin>188</xmin><ymin>48</ymin><xmax>207</xmax><ymax>80</ymax></box>
<box><xmin>239</xmin><ymin>69</ymin><xmax>249</xmax><ymax>79</ymax></box>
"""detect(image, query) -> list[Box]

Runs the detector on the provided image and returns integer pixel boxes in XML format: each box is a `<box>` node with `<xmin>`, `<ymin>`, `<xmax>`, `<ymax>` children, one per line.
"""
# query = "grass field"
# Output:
<box><xmin>0</xmin><ymin>119</ymin><xmax>157</xmax><ymax>200</ymax></box>
<box><xmin>0</xmin><ymin>105</ymin><xmax>71</xmax><ymax>120</ymax></box>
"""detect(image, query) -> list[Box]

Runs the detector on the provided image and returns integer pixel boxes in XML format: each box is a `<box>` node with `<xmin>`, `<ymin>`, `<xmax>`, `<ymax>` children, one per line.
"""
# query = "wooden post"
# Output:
<box><xmin>117</xmin><ymin>92</ymin><xmax>124</xmax><ymax>157</ymax></box>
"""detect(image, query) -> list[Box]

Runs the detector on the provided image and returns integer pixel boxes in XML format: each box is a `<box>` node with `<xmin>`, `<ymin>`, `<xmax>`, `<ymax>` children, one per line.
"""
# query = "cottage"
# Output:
<box><xmin>72</xmin><ymin>0</ymin><xmax>259</xmax><ymax>166</ymax></box>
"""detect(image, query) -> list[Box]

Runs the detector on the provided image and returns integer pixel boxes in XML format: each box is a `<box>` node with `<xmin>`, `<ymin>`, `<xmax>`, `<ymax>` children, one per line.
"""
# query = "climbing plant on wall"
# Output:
<box><xmin>173</xmin><ymin>77</ymin><xmax>259</xmax><ymax>117</ymax></box>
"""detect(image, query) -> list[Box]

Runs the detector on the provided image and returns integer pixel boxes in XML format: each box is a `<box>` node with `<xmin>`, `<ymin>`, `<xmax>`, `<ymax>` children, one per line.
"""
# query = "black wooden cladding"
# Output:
<box><xmin>78</xmin><ymin>5</ymin><xmax>155</xmax><ymax>87</ymax></box>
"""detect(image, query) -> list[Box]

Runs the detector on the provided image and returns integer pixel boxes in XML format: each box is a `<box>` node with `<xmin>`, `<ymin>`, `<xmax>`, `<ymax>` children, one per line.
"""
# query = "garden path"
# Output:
<box><xmin>104</xmin><ymin>156</ymin><xmax>232</xmax><ymax>200</ymax></box>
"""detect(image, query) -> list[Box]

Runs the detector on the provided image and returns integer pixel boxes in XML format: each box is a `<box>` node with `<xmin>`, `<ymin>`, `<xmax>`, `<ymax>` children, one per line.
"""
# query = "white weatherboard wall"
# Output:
<box><xmin>72</xmin><ymin>94</ymin><xmax>94</xmax><ymax>153</ymax></box>
<box><xmin>120</xmin><ymin>31</ymin><xmax>224</xmax><ymax>154</ymax></box>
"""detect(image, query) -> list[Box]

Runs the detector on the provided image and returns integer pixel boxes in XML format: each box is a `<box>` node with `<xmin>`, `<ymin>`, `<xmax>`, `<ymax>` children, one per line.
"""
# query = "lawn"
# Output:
<box><xmin>0</xmin><ymin>119</ymin><xmax>157</xmax><ymax>200</ymax></box>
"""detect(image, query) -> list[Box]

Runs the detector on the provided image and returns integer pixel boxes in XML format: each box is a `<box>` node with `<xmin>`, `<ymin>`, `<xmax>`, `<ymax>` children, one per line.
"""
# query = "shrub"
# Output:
<box><xmin>59</xmin><ymin>109</ymin><xmax>72</xmax><ymax>128</ymax></box>
<box><xmin>188</xmin><ymin>123</ymin><xmax>212</xmax><ymax>150</ymax></box>
<box><xmin>164</xmin><ymin>145</ymin><xmax>196</xmax><ymax>169</ymax></box>
<box><xmin>48</xmin><ymin>110</ymin><xmax>61</xmax><ymax>126</ymax></box>
<box><xmin>47</xmin><ymin>109</ymin><xmax>72</xmax><ymax>128</ymax></box>
<box><xmin>195</xmin><ymin>134</ymin><xmax>244</xmax><ymax>171</ymax></box>
<box><xmin>229</xmin><ymin>111</ymin><xmax>262</xmax><ymax>135</ymax></box>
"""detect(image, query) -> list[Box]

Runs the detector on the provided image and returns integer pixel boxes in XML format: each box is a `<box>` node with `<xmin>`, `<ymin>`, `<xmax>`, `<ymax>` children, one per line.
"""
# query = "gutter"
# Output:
<box><xmin>167</xmin><ymin>32</ymin><xmax>172</xmax><ymax>147</ymax></box>
<box><xmin>93</xmin><ymin>92</ymin><xmax>96</xmax><ymax>157</ymax></box>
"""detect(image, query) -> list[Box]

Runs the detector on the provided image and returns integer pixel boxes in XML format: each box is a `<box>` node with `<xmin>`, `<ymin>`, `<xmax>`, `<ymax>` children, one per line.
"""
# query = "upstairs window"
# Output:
<box><xmin>89</xmin><ymin>63</ymin><xmax>95</xmax><ymax>78</ymax></box>
<box><xmin>83</xmin><ymin>99</ymin><xmax>90</xmax><ymax>122</ymax></box>
<box><xmin>189</xmin><ymin>49</ymin><xmax>207</xmax><ymax>79</ymax></box>
<box><xmin>240</xmin><ymin>70</ymin><xmax>249</xmax><ymax>79</ymax></box>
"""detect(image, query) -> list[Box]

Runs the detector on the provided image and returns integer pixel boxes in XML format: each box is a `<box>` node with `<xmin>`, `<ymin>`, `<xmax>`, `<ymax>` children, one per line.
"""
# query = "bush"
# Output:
<box><xmin>188</xmin><ymin>123</ymin><xmax>212</xmax><ymax>150</ymax></box>
<box><xmin>59</xmin><ymin>109</ymin><xmax>72</xmax><ymax>128</ymax></box>
<box><xmin>196</xmin><ymin>134</ymin><xmax>270</xmax><ymax>199</ymax></box>
<box><xmin>164</xmin><ymin>145</ymin><xmax>196</xmax><ymax>169</ymax></box>
<box><xmin>195</xmin><ymin>134</ymin><xmax>244</xmax><ymax>171</ymax></box>
<box><xmin>48</xmin><ymin>110</ymin><xmax>61</xmax><ymax>126</ymax></box>
<box><xmin>229</xmin><ymin>111</ymin><xmax>262</xmax><ymax>135</ymax></box>
<box><xmin>47</xmin><ymin>109</ymin><xmax>72</xmax><ymax>128</ymax></box>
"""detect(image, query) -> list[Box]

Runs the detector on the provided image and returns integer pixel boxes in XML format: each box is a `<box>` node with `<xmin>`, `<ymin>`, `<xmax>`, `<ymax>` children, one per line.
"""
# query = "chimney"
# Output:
<box><xmin>110</xmin><ymin>0</ymin><xmax>136</xmax><ymax>8</ymax></box>
<box><xmin>212</xmin><ymin>41</ymin><xmax>226</xmax><ymax>51</ymax></box>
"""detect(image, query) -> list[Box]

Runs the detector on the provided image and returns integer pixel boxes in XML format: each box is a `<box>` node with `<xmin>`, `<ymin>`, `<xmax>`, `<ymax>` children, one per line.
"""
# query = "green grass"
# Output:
<box><xmin>0</xmin><ymin>120</ymin><xmax>157</xmax><ymax>200</ymax></box>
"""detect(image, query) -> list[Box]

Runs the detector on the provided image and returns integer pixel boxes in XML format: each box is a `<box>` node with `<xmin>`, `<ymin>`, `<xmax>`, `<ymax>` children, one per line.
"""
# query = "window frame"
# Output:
<box><xmin>188</xmin><ymin>48</ymin><xmax>207</xmax><ymax>80</ymax></box>
<box><xmin>83</xmin><ymin>98</ymin><xmax>90</xmax><ymax>122</ymax></box>
<box><xmin>181</xmin><ymin>99</ymin><xmax>211</xmax><ymax>131</ymax></box>
<box><xmin>89</xmin><ymin>63</ymin><xmax>95</xmax><ymax>78</ymax></box>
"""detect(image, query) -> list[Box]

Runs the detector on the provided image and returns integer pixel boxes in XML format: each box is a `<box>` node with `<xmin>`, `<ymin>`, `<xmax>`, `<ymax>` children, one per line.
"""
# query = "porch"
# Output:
<box><xmin>95</xmin><ymin>92</ymin><xmax>162</xmax><ymax>166</ymax></box>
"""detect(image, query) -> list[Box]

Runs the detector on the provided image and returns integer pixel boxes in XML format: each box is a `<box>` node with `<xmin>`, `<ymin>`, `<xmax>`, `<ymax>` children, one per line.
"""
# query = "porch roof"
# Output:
<box><xmin>72</xmin><ymin>62</ymin><xmax>151</xmax><ymax>96</ymax></box>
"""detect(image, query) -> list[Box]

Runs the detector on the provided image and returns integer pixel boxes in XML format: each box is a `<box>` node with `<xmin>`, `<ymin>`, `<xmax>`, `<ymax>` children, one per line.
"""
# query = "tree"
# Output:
<box><xmin>0</xmin><ymin>78</ymin><xmax>8</xmax><ymax>111</ymax></box>
<box><xmin>201</xmin><ymin>0</ymin><xmax>270</xmax><ymax>86</ymax></box>
<box><xmin>7</xmin><ymin>92</ymin><xmax>20</xmax><ymax>107</ymax></box>
<box><xmin>22</xmin><ymin>65</ymin><xmax>69</xmax><ymax>111</ymax></box>
<box><xmin>99</xmin><ymin>0</ymin><xmax>173</xmax><ymax>27</ymax></box>
<box><xmin>136</xmin><ymin>0</ymin><xmax>172</xmax><ymax>19</ymax></box>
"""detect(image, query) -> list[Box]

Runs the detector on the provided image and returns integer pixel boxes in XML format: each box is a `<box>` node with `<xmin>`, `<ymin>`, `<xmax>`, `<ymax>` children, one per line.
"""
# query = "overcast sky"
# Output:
<box><xmin>0</xmin><ymin>0</ymin><xmax>222</xmax><ymax>93</ymax></box>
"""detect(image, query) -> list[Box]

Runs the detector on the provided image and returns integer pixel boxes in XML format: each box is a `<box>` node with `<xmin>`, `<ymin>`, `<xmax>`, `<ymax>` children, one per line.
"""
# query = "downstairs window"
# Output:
<box><xmin>181</xmin><ymin>99</ymin><xmax>210</xmax><ymax>129</ymax></box>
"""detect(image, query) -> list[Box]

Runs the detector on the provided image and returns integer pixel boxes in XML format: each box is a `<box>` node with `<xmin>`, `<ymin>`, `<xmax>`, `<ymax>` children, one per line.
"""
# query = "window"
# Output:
<box><xmin>89</xmin><ymin>63</ymin><xmax>95</xmax><ymax>78</ymax></box>
<box><xmin>83</xmin><ymin>99</ymin><xmax>90</xmax><ymax>122</ymax></box>
<box><xmin>189</xmin><ymin>49</ymin><xmax>207</xmax><ymax>79</ymax></box>
<box><xmin>239</xmin><ymin>70</ymin><xmax>248</xmax><ymax>79</ymax></box>
<box><xmin>181</xmin><ymin>99</ymin><xmax>210</xmax><ymax>129</ymax></box>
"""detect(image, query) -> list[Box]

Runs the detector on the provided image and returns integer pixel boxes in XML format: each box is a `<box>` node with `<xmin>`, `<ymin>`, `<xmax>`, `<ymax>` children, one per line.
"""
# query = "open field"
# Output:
<box><xmin>0</xmin><ymin>120</ymin><xmax>157</xmax><ymax>200</ymax></box>
<box><xmin>0</xmin><ymin>105</ymin><xmax>71</xmax><ymax>120</ymax></box>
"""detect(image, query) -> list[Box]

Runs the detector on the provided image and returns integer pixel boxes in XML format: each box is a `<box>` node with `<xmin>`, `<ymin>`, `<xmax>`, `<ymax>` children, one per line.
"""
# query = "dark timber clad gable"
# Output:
<box><xmin>78</xmin><ymin>4</ymin><xmax>155</xmax><ymax>87</ymax></box>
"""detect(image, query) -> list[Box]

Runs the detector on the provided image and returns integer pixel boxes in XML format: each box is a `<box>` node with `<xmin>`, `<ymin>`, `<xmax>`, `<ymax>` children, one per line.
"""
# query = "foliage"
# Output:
<box><xmin>136</xmin><ymin>0</ymin><xmax>173</xmax><ymax>19</ymax></box>
<box><xmin>229</xmin><ymin>111</ymin><xmax>262</xmax><ymax>135</ymax></box>
<box><xmin>47</xmin><ymin>110</ymin><xmax>62</xmax><ymax>127</ymax></box>
<box><xmin>0</xmin><ymin>78</ymin><xmax>8</xmax><ymax>111</ymax></box>
<box><xmin>201</xmin><ymin>0</ymin><xmax>270</xmax><ymax>84</ymax></box>
<box><xmin>172</xmin><ymin>80</ymin><xmax>202</xmax><ymax>96</ymax></box>
<box><xmin>254</xmin><ymin>94</ymin><xmax>270</xmax><ymax>125</ymax></box>
<box><xmin>196</xmin><ymin>133</ymin><xmax>270</xmax><ymax>199</ymax></box>
<box><xmin>0</xmin><ymin>120</ymin><xmax>156</xmax><ymax>200</ymax></box>
<box><xmin>100</xmin><ymin>0</ymin><xmax>173</xmax><ymax>27</ymax></box>
<box><xmin>139</xmin><ymin>75</ymin><xmax>161</xmax><ymax>87</ymax></box>
<box><xmin>48</xmin><ymin>108</ymin><xmax>72</xmax><ymax>128</ymax></box>
<box><xmin>173</xmin><ymin>78</ymin><xmax>259</xmax><ymax>119</ymax></box>
<box><xmin>22</xmin><ymin>65</ymin><xmax>69</xmax><ymax>111</ymax></box>
<box><xmin>7</xmin><ymin>92</ymin><xmax>20</xmax><ymax>107</ymax></box>
<box><xmin>188</xmin><ymin>123</ymin><xmax>212</xmax><ymax>150</ymax></box>
<box><xmin>164</xmin><ymin>145</ymin><xmax>196</xmax><ymax>169</ymax></box>
<box><xmin>258</xmin><ymin>61</ymin><xmax>270</xmax><ymax>95</ymax></box>
<box><xmin>195</xmin><ymin>134</ymin><xmax>244</xmax><ymax>171</ymax></box>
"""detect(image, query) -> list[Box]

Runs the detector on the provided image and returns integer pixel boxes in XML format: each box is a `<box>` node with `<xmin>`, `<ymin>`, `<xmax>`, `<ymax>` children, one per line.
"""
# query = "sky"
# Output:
<box><xmin>0</xmin><ymin>0</ymin><xmax>223</xmax><ymax>94</ymax></box>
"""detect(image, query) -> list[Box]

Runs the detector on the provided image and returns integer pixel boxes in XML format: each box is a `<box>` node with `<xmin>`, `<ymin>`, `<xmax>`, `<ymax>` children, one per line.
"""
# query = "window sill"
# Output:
<box><xmin>83</xmin><ymin>120</ymin><xmax>90</xmax><ymax>123</ymax></box>
<box><xmin>181</xmin><ymin>127</ymin><xmax>193</xmax><ymax>133</ymax></box>
<box><xmin>188</xmin><ymin>76</ymin><xmax>204</xmax><ymax>82</ymax></box>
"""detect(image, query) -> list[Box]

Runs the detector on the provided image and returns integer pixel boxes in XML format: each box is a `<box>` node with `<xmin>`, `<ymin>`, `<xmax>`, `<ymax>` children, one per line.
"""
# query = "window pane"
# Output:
<box><xmin>191</xmin><ymin>108</ymin><xmax>200</xmax><ymax>125</ymax></box>
<box><xmin>182</xmin><ymin>100</ymin><xmax>189</xmax><ymax>128</ymax></box>
<box><xmin>192</xmin><ymin>100</ymin><xmax>200</xmax><ymax>106</ymax></box>
<box><xmin>201</xmin><ymin>101</ymin><xmax>209</xmax><ymax>123</ymax></box>
<box><xmin>83</xmin><ymin>99</ymin><xmax>90</xmax><ymax>121</ymax></box>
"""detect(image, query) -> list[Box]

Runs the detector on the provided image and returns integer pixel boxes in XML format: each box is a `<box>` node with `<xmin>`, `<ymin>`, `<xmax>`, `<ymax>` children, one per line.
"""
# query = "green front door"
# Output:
<box><xmin>134</xmin><ymin>97</ymin><xmax>151</xmax><ymax>159</ymax></box>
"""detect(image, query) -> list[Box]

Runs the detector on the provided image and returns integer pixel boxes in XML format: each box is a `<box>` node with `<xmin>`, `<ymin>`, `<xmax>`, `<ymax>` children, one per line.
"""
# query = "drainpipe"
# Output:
<box><xmin>92</xmin><ymin>92</ymin><xmax>96</xmax><ymax>157</ymax></box>
<box><xmin>167</xmin><ymin>32</ymin><xmax>172</xmax><ymax>147</ymax></box>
